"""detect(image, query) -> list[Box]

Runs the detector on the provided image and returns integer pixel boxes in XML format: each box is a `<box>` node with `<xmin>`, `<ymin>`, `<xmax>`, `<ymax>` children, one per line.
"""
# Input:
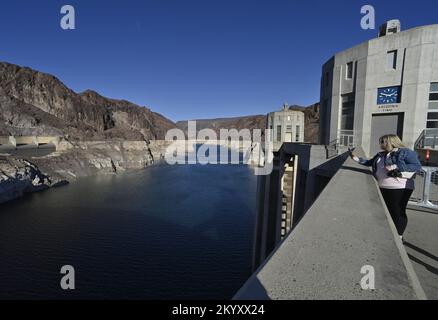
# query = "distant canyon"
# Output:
<box><xmin>0</xmin><ymin>61</ymin><xmax>319</xmax><ymax>203</ymax></box>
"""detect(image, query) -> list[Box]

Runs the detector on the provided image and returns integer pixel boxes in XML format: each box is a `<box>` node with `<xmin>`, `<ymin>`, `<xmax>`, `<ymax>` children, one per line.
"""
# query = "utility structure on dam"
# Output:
<box><xmin>0</xmin><ymin>135</ymin><xmax>61</xmax><ymax>150</ymax></box>
<box><xmin>237</xmin><ymin>21</ymin><xmax>438</xmax><ymax>300</ymax></box>
<box><xmin>267</xmin><ymin>104</ymin><xmax>305</xmax><ymax>152</ymax></box>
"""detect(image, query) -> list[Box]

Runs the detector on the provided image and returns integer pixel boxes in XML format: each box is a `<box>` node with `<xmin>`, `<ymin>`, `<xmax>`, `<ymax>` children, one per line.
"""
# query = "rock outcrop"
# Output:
<box><xmin>31</xmin><ymin>141</ymin><xmax>156</xmax><ymax>179</ymax></box>
<box><xmin>0</xmin><ymin>156</ymin><xmax>68</xmax><ymax>204</ymax></box>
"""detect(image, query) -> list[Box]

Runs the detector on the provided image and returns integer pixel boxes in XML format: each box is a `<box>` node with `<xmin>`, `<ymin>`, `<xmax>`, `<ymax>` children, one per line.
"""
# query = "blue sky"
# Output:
<box><xmin>1</xmin><ymin>0</ymin><xmax>437</xmax><ymax>121</ymax></box>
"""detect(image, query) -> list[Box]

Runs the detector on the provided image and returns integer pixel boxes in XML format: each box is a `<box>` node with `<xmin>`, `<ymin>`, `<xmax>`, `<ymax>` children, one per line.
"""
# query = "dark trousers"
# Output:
<box><xmin>380</xmin><ymin>188</ymin><xmax>413</xmax><ymax>236</ymax></box>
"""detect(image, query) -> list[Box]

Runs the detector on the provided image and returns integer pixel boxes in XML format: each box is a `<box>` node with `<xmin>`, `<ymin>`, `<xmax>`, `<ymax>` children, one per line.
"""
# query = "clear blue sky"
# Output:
<box><xmin>1</xmin><ymin>0</ymin><xmax>437</xmax><ymax>121</ymax></box>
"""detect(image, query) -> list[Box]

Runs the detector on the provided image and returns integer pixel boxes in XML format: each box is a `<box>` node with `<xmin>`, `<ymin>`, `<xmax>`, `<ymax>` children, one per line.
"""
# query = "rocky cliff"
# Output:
<box><xmin>0</xmin><ymin>62</ymin><xmax>177</xmax><ymax>203</ymax></box>
<box><xmin>0</xmin><ymin>62</ymin><xmax>176</xmax><ymax>141</ymax></box>
<box><xmin>0</xmin><ymin>156</ymin><xmax>68</xmax><ymax>204</ymax></box>
<box><xmin>0</xmin><ymin>61</ymin><xmax>321</xmax><ymax>204</ymax></box>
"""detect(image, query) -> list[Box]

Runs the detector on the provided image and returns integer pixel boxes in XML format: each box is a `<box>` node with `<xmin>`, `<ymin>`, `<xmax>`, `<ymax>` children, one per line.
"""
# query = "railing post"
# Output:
<box><xmin>421</xmin><ymin>168</ymin><xmax>432</xmax><ymax>206</ymax></box>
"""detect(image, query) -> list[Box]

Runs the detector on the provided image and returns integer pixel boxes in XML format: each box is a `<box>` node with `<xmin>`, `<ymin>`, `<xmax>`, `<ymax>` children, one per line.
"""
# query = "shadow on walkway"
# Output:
<box><xmin>340</xmin><ymin>165</ymin><xmax>373</xmax><ymax>175</ymax></box>
<box><xmin>404</xmin><ymin>241</ymin><xmax>438</xmax><ymax>263</ymax></box>
<box><xmin>407</xmin><ymin>254</ymin><xmax>438</xmax><ymax>276</ymax></box>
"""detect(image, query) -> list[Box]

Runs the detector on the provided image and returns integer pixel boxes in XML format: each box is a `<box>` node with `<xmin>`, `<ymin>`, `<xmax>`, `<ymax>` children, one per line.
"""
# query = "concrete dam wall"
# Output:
<box><xmin>0</xmin><ymin>136</ymin><xmax>60</xmax><ymax>149</ymax></box>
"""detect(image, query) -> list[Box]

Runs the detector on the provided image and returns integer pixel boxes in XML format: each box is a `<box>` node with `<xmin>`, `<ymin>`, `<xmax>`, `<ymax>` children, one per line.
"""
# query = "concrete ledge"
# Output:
<box><xmin>0</xmin><ymin>136</ymin><xmax>15</xmax><ymax>148</ymax></box>
<box><xmin>234</xmin><ymin>152</ymin><xmax>426</xmax><ymax>300</ymax></box>
<box><xmin>0</xmin><ymin>135</ymin><xmax>61</xmax><ymax>149</ymax></box>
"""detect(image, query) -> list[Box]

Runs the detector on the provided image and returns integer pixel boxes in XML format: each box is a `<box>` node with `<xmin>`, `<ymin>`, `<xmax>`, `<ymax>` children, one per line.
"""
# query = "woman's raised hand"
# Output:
<box><xmin>349</xmin><ymin>152</ymin><xmax>360</xmax><ymax>162</ymax></box>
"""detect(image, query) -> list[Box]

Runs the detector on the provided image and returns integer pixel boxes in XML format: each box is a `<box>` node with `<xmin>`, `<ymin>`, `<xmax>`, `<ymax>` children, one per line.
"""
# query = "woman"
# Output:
<box><xmin>350</xmin><ymin>134</ymin><xmax>422</xmax><ymax>241</ymax></box>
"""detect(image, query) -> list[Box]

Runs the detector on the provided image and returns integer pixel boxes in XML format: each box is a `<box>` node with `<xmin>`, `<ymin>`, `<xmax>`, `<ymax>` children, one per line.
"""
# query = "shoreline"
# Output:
<box><xmin>0</xmin><ymin>138</ymin><xmax>259</xmax><ymax>205</ymax></box>
<box><xmin>0</xmin><ymin>157</ymin><xmax>164</xmax><ymax>205</ymax></box>
<box><xmin>0</xmin><ymin>140</ymin><xmax>172</xmax><ymax>205</ymax></box>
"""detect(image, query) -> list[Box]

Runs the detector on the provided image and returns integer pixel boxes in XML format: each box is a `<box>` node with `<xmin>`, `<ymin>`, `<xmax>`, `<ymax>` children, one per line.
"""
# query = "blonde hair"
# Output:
<box><xmin>379</xmin><ymin>134</ymin><xmax>406</xmax><ymax>149</ymax></box>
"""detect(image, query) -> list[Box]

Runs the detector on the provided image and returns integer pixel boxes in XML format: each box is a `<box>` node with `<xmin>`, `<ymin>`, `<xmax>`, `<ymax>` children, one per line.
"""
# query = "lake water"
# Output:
<box><xmin>0</xmin><ymin>162</ymin><xmax>257</xmax><ymax>299</ymax></box>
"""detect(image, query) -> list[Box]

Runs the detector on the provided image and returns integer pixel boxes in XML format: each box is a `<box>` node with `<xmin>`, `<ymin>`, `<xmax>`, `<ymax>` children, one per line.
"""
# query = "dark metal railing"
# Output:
<box><xmin>409</xmin><ymin>167</ymin><xmax>438</xmax><ymax>210</ymax></box>
<box><xmin>415</xmin><ymin>129</ymin><xmax>438</xmax><ymax>150</ymax></box>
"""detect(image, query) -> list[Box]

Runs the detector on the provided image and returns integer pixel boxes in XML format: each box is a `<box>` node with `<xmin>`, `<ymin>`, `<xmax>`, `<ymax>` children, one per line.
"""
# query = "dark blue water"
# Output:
<box><xmin>0</xmin><ymin>163</ymin><xmax>257</xmax><ymax>299</ymax></box>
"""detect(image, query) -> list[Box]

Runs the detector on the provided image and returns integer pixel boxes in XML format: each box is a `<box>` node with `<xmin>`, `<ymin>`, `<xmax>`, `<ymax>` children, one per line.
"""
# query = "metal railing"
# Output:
<box><xmin>339</xmin><ymin>130</ymin><xmax>355</xmax><ymax>148</ymax></box>
<box><xmin>325</xmin><ymin>139</ymin><xmax>339</xmax><ymax>159</ymax></box>
<box><xmin>409</xmin><ymin>167</ymin><xmax>438</xmax><ymax>210</ymax></box>
<box><xmin>325</xmin><ymin>131</ymin><xmax>355</xmax><ymax>159</ymax></box>
<box><xmin>414</xmin><ymin>129</ymin><xmax>438</xmax><ymax>150</ymax></box>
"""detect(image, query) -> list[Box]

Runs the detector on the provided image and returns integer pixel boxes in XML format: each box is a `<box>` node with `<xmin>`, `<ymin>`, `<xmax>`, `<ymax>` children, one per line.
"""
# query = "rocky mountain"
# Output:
<box><xmin>0</xmin><ymin>62</ymin><xmax>176</xmax><ymax>141</ymax></box>
<box><xmin>176</xmin><ymin>115</ymin><xmax>266</xmax><ymax>137</ymax></box>
<box><xmin>0</xmin><ymin>61</ymin><xmax>320</xmax><ymax>204</ymax></box>
<box><xmin>289</xmin><ymin>103</ymin><xmax>320</xmax><ymax>144</ymax></box>
<box><xmin>177</xmin><ymin>103</ymin><xmax>320</xmax><ymax>144</ymax></box>
<box><xmin>0</xmin><ymin>61</ymin><xmax>320</xmax><ymax>144</ymax></box>
<box><xmin>0</xmin><ymin>62</ymin><xmax>177</xmax><ymax>203</ymax></box>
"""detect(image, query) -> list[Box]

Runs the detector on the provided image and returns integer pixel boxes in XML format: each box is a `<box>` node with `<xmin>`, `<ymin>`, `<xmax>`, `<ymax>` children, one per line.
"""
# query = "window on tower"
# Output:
<box><xmin>346</xmin><ymin>62</ymin><xmax>353</xmax><ymax>79</ymax></box>
<box><xmin>386</xmin><ymin>50</ymin><xmax>397</xmax><ymax>70</ymax></box>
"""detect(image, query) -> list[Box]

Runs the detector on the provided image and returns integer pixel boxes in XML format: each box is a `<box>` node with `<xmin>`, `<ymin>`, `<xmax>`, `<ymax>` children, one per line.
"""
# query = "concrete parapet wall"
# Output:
<box><xmin>36</xmin><ymin>136</ymin><xmax>60</xmax><ymax>147</ymax></box>
<box><xmin>0</xmin><ymin>136</ymin><xmax>15</xmax><ymax>147</ymax></box>
<box><xmin>235</xmin><ymin>149</ymin><xmax>426</xmax><ymax>300</ymax></box>
<box><xmin>14</xmin><ymin>136</ymin><xmax>38</xmax><ymax>147</ymax></box>
<box><xmin>0</xmin><ymin>135</ymin><xmax>61</xmax><ymax>150</ymax></box>
<box><xmin>6</xmin><ymin>136</ymin><xmax>59</xmax><ymax>147</ymax></box>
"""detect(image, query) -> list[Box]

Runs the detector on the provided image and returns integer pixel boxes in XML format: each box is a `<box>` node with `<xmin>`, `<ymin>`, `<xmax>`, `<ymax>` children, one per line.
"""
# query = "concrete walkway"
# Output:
<box><xmin>404</xmin><ymin>209</ymin><xmax>438</xmax><ymax>299</ymax></box>
<box><xmin>234</xmin><ymin>156</ymin><xmax>423</xmax><ymax>300</ymax></box>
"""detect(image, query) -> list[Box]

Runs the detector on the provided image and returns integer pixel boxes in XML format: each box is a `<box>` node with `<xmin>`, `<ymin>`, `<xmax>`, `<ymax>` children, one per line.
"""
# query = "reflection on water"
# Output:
<box><xmin>0</xmin><ymin>162</ymin><xmax>257</xmax><ymax>299</ymax></box>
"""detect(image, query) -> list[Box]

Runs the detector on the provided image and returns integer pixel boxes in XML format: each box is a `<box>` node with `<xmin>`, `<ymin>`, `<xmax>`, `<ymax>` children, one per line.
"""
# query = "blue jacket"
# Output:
<box><xmin>358</xmin><ymin>148</ymin><xmax>422</xmax><ymax>176</ymax></box>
